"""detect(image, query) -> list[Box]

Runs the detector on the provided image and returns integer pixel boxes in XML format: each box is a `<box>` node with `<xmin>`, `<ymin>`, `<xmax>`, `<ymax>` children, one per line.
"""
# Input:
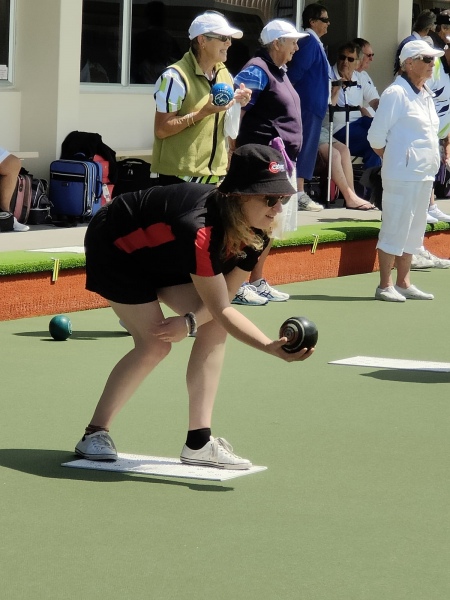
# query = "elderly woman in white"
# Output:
<box><xmin>368</xmin><ymin>39</ymin><xmax>444</xmax><ymax>302</ymax></box>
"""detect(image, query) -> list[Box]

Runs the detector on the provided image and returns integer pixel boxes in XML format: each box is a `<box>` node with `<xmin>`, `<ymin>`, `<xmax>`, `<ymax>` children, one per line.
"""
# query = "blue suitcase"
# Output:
<box><xmin>49</xmin><ymin>159</ymin><xmax>103</xmax><ymax>219</ymax></box>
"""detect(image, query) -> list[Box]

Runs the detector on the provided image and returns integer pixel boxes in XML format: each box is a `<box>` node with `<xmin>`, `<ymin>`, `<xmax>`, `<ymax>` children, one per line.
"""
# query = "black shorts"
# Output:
<box><xmin>85</xmin><ymin>207</ymin><xmax>192</xmax><ymax>304</ymax></box>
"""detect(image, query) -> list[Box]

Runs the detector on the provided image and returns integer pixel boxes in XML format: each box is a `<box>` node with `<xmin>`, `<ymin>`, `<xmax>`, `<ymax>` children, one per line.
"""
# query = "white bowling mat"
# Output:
<box><xmin>29</xmin><ymin>246</ymin><xmax>85</xmax><ymax>254</ymax></box>
<box><xmin>62</xmin><ymin>453</ymin><xmax>267</xmax><ymax>481</ymax></box>
<box><xmin>329</xmin><ymin>356</ymin><xmax>450</xmax><ymax>372</ymax></box>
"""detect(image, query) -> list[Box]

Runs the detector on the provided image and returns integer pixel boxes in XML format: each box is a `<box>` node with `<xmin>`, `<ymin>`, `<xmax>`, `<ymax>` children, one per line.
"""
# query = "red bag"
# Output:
<box><xmin>93</xmin><ymin>154</ymin><xmax>114</xmax><ymax>205</ymax></box>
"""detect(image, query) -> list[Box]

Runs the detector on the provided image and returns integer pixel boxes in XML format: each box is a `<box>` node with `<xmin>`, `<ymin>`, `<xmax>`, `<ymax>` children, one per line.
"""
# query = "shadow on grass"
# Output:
<box><xmin>14</xmin><ymin>331</ymin><xmax>130</xmax><ymax>341</ymax></box>
<box><xmin>361</xmin><ymin>369</ymin><xmax>450</xmax><ymax>384</ymax></box>
<box><xmin>0</xmin><ymin>449</ymin><xmax>234</xmax><ymax>492</ymax></box>
<box><xmin>289</xmin><ymin>294</ymin><xmax>374</xmax><ymax>302</ymax></box>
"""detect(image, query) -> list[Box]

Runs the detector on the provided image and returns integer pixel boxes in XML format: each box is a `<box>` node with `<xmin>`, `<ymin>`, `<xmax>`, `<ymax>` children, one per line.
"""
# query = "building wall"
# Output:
<box><xmin>359</xmin><ymin>0</ymin><xmax>414</xmax><ymax>94</ymax></box>
<box><xmin>0</xmin><ymin>0</ymin><xmax>414</xmax><ymax>179</ymax></box>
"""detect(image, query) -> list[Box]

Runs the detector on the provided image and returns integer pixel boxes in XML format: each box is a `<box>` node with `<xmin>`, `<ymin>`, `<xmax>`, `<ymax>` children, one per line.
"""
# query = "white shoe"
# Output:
<box><xmin>415</xmin><ymin>248</ymin><xmax>450</xmax><ymax>269</ymax></box>
<box><xmin>411</xmin><ymin>253</ymin><xmax>435</xmax><ymax>269</ymax></box>
<box><xmin>375</xmin><ymin>286</ymin><xmax>406</xmax><ymax>302</ymax></box>
<box><xmin>232</xmin><ymin>283</ymin><xmax>268</xmax><ymax>306</ymax></box>
<box><xmin>297</xmin><ymin>192</ymin><xmax>323</xmax><ymax>211</ymax></box>
<box><xmin>394</xmin><ymin>284</ymin><xmax>434</xmax><ymax>300</ymax></box>
<box><xmin>251</xmin><ymin>278</ymin><xmax>289</xmax><ymax>302</ymax></box>
<box><xmin>13</xmin><ymin>217</ymin><xmax>30</xmax><ymax>232</ymax></box>
<box><xmin>428</xmin><ymin>204</ymin><xmax>450</xmax><ymax>223</ymax></box>
<box><xmin>180</xmin><ymin>436</ymin><xmax>252</xmax><ymax>470</ymax></box>
<box><xmin>75</xmin><ymin>430</ymin><xmax>118</xmax><ymax>461</ymax></box>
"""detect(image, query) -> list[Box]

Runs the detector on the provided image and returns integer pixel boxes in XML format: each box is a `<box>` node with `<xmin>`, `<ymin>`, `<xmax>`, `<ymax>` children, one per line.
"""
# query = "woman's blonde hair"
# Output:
<box><xmin>216</xmin><ymin>192</ymin><xmax>266</xmax><ymax>257</ymax></box>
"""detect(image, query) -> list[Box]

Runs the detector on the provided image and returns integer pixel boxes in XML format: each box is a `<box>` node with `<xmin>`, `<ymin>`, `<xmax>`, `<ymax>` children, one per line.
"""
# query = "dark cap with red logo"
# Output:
<box><xmin>218</xmin><ymin>144</ymin><xmax>296</xmax><ymax>196</ymax></box>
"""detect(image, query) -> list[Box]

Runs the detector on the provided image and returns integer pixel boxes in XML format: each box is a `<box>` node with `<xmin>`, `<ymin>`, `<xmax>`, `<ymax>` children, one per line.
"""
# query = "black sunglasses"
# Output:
<box><xmin>415</xmin><ymin>55</ymin><xmax>435</xmax><ymax>64</ymax></box>
<box><xmin>204</xmin><ymin>33</ymin><xmax>232</xmax><ymax>42</ymax></box>
<box><xmin>339</xmin><ymin>54</ymin><xmax>356</xmax><ymax>63</ymax></box>
<box><xmin>364</xmin><ymin>52</ymin><xmax>375</xmax><ymax>58</ymax></box>
<box><xmin>261</xmin><ymin>195</ymin><xmax>291</xmax><ymax>207</ymax></box>
<box><xmin>315</xmin><ymin>17</ymin><xmax>330</xmax><ymax>23</ymax></box>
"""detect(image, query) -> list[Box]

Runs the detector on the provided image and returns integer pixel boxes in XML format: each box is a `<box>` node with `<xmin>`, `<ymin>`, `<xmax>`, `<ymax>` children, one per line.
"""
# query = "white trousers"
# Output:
<box><xmin>376</xmin><ymin>179</ymin><xmax>433</xmax><ymax>256</ymax></box>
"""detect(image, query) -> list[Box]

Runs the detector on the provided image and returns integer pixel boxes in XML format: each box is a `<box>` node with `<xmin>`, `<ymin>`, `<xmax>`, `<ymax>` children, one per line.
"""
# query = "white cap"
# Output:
<box><xmin>188</xmin><ymin>12</ymin><xmax>243</xmax><ymax>40</ymax></box>
<box><xmin>399</xmin><ymin>39</ymin><xmax>444</xmax><ymax>64</ymax></box>
<box><xmin>260</xmin><ymin>19</ymin><xmax>308</xmax><ymax>45</ymax></box>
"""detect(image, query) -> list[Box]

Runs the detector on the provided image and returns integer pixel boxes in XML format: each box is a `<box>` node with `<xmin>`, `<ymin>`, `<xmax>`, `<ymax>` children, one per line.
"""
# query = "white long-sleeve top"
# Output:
<box><xmin>367</xmin><ymin>74</ymin><xmax>440</xmax><ymax>182</ymax></box>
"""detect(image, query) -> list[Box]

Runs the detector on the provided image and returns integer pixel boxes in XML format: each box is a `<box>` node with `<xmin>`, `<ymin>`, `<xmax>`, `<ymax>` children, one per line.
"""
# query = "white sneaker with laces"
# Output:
<box><xmin>416</xmin><ymin>248</ymin><xmax>450</xmax><ymax>269</ymax></box>
<box><xmin>394</xmin><ymin>284</ymin><xmax>434</xmax><ymax>300</ymax></box>
<box><xmin>375</xmin><ymin>286</ymin><xmax>406</xmax><ymax>302</ymax></box>
<box><xmin>232</xmin><ymin>283</ymin><xmax>268</xmax><ymax>306</ymax></box>
<box><xmin>297</xmin><ymin>192</ymin><xmax>323</xmax><ymax>212</ymax></box>
<box><xmin>75</xmin><ymin>430</ymin><xmax>118</xmax><ymax>461</ymax></box>
<box><xmin>251</xmin><ymin>278</ymin><xmax>289</xmax><ymax>302</ymax></box>
<box><xmin>411</xmin><ymin>253</ymin><xmax>435</xmax><ymax>269</ymax></box>
<box><xmin>13</xmin><ymin>217</ymin><xmax>30</xmax><ymax>232</ymax></box>
<box><xmin>180</xmin><ymin>436</ymin><xmax>252</xmax><ymax>470</ymax></box>
<box><xmin>428</xmin><ymin>204</ymin><xmax>450</xmax><ymax>223</ymax></box>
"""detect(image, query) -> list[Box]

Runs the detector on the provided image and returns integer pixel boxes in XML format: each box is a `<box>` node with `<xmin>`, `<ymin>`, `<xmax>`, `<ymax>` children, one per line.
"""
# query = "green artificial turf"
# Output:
<box><xmin>273</xmin><ymin>219</ymin><xmax>450</xmax><ymax>247</ymax></box>
<box><xmin>0</xmin><ymin>250</ymin><xmax>86</xmax><ymax>276</ymax></box>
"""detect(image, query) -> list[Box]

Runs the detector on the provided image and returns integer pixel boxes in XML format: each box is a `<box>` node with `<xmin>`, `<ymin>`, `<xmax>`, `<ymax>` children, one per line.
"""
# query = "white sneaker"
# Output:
<box><xmin>297</xmin><ymin>192</ymin><xmax>323</xmax><ymax>212</ymax></box>
<box><xmin>232</xmin><ymin>283</ymin><xmax>268</xmax><ymax>306</ymax></box>
<box><xmin>411</xmin><ymin>253</ymin><xmax>435</xmax><ymax>269</ymax></box>
<box><xmin>394</xmin><ymin>284</ymin><xmax>434</xmax><ymax>300</ymax></box>
<box><xmin>415</xmin><ymin>248</ymin><xmax>450</xmax><ymax>269</ymax></box>
<box><xmin>428</xmin><ymin>204</ymin><xmax>450</xmax><ymax>223</ymax></box>
<box><xmin>375</xmin><ymin>286</ymin><xmax>406</xmax><ymax>302</ymax></box>
<box><xmin>251</xmin><ymin>278</ymin><xmax>289</xmax><ymax>302</ymax></box>
<box><xmin>13</xmin><ymin>217</ymin><xmax>30</xmax><ymax>232</ymax></box>
<box><xmin>75</xmin><ymin>430</ymin><xmax>118</xmax><ymax>461</ymax></box>
<box><xmin>180</xmin><ymin>436</ymin><xmax>252</xmax><ymax>470</ymax></box>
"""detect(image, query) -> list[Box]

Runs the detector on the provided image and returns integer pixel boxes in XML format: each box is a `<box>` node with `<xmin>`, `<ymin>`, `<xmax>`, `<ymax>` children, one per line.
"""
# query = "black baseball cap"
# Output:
<box><xmin>218</xmin><ymin>144</ymin><xmax>296</xmax><ymax>196</ymax></box>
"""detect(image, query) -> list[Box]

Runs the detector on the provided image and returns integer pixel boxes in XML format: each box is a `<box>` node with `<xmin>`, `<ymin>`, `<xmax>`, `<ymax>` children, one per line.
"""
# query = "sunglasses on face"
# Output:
<box><xmin>338</xmin><ymin>54</ymin><xmax>356</xmax><ymax>62</ymax></box>
<box><xmin>414</xmin><ymin>55</ymin><xmax>435</xmax><ymax>64</ymax></box>
<box><xmin>204</xmin><ymin>33</ymin><xmax>232</xmax><ymax>42</ymax></box>
<box><xmin>316</xmin><ymin>17</ymin><xmax>330</xmax><ymax>23</ymax></box>
<box><xmin>364</xmin><ymin>52</ymin><xmax>375</xmax><ymax>58</ymax></box>
<box><xmin>260</xmin><ymin>195</ymin><xmax>291</xmax><ymax>207</ymax></box>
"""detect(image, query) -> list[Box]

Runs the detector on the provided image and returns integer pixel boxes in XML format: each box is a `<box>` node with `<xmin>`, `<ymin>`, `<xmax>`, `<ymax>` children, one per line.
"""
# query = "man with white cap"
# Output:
<box><xmin>368</xmin><ymin>39</ymin><xmax>445</xmax><ymax>302</ymax></box>
<box><xmin>231</xmin><ymin>19</ymin><xmax>308</xmax><ymax>306</ymax></box>
<box><xmin>152</xmin><ymin>11</ymin><xmax>251</xmax><ymax>184</ymax></box>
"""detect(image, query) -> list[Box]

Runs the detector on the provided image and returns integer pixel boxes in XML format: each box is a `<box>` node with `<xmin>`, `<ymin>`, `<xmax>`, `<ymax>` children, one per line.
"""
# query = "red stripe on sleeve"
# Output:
<box><xmin>114</xmin><ymin>223</ymin><xmax>175</xmax><ymax>253</ymax></box>
<box><xmin>194</xmin><ymin>226</ymin><xmax>215</xmax><ymax>276</ymax></box>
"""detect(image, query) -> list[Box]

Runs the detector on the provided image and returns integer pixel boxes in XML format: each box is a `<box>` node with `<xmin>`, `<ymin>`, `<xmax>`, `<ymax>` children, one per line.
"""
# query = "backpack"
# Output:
<box><xmin>10</xmin><ymin>168</ymin><xmax>33</xmax><ymax>224</ymax></box>
<box><xmin>28</xmin><ymin>178</ymin><xmax>53</xmax><ymax>225</ymax></box>
<box><xmin>112</xmin><ymin>158</ymin><xmax>153</xmax><ymax>197</ymax></box>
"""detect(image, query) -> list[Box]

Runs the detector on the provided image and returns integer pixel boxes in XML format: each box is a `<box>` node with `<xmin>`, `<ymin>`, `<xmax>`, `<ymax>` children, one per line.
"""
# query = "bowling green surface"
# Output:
<box><xmin>1</xmin><ymin>268</ymin><xmax>450</xmax><ymax>600</ymax></box>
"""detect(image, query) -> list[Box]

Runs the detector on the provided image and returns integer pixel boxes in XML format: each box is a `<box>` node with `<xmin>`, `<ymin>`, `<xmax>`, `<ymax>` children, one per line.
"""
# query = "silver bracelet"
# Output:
<box><xmin>184</xmin><ymin>312</ymin><xmax>197</xmax><ymax>337</ymax></box>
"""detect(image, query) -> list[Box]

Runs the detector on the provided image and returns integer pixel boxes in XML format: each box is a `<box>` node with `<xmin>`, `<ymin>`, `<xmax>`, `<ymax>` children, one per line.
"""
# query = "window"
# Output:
<box><xmin>81</xmin><ymin>0</ymin><xmax>296</xmax><ymax>85</ymax></box>
<box><xmin>81</xmin><ymin>0</ymin><xmax>124</xmax><ymax>84</ymax></box>
<box><xmin>0</xmin><ymin>0</ymin><xmax>13</xmax><ymax>82</ymax></box>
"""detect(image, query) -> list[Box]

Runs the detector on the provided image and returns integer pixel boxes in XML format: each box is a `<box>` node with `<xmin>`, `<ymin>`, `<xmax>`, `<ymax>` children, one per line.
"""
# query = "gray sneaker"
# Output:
<box><xmin>180</xmin><ymin>436</ymin><xmax>252</xmax><ymax>470</ymax></box>
<box><xmin>232</xmin><ymin>283</ymin><xmax>268</xmax><ymax>306</ymax></box>
<box><xmin>297</xmin><ymin>192</ymin><xmax>323</xmax><ymax>212</ymax></box>
<box><xmin>75</xmin><ymin>430</ymin><xmax>118</xmax><ymax>461</ymax></box>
